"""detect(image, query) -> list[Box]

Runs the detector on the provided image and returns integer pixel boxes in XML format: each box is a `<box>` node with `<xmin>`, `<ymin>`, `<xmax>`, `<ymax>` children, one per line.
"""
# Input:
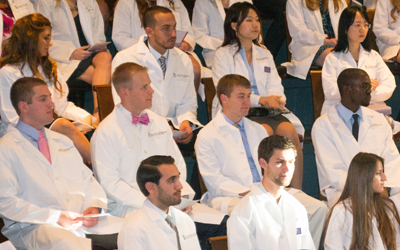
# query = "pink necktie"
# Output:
<box><xmin>132</xmin><ymin>113</ymin><xmax>150</xmax><ymax>126</ymax></box>
<box><xmin>38</xmin><ymin>130</ymin><xmax>52</xmax><ymax>164</ymax></box>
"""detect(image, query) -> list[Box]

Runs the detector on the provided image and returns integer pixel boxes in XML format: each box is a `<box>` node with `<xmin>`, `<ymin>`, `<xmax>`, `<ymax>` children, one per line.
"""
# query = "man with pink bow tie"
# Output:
<box><xmin>91</xmin><ymin>62</ymin><xmax>228</xmax><ymax>249</ymax></box>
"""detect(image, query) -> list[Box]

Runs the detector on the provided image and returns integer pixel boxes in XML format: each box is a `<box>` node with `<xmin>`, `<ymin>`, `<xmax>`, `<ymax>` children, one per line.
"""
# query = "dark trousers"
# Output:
<box><xmin>195</xmin><ymin>215</ymin><xmax>229</xmax><ymax>250</ymax></box>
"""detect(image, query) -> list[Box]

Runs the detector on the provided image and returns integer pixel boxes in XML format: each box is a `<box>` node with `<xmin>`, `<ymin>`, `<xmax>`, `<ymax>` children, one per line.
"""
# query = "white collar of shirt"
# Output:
<box><xmin>147</xmin><ymin>199</ymin><xmax>174</xmax><ymax>223</ymax></box>
<box><xmin>118</xmin><ymin>103</ymin><xmax>147</xmax><ymax>125</ymax></box>
<box><xmin>148</xmin><ymin>42</ymin><xmax>169</xmax><ymax>63</ymax></box>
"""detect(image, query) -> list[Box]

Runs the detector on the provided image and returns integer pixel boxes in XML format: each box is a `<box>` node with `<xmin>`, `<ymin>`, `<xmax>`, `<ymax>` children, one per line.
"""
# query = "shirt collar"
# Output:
<box><xmin>148</xmin><ymin>40</ymin><xmax>169</xmax><ymax>61</ymax></box>
<box><xmin>222</xmin><ymin>111</ymin><xmax>244</xmax><ymax>127</ymax></box>
<box><xmin>147</xmin><ymin>198</ymin><xmax>173</xmax><ymax>220</ymax></box>
<box><xmin>15</xmin><ymin>120</ymin><xmax>45</xmax><ymax>142</ymax></box>
<box><xmin>336</xmin><ymin>102</ymin><xmax>363</xmax><ymax>124</ymax></box>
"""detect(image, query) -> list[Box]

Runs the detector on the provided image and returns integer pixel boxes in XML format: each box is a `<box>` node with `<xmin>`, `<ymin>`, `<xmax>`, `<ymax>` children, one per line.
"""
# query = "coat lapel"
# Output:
<box><xmin>77</xmin><ymin>0</ymin><xmax>94</xmax><ymax>46</ymax></box>
<box><xmin>60</xmin><ymin>0</ymin><xmax>80</xmax><ymax>48</ymax></box>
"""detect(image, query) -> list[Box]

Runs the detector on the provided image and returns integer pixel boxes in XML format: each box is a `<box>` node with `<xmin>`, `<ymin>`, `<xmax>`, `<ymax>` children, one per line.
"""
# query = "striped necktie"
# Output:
<box><xmin>159</xmin><ymin>55</ymin><xmax>166</xmax><ymax>79</ymax></box>
<box><xmin>165</xmin><ymin>215</ymin><xmax>181</xmax><ymax>250</ymax></box>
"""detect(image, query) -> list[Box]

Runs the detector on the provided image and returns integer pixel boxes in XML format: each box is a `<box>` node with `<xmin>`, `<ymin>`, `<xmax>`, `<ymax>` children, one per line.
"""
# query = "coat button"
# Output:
<box><xmin>280</xmin><ymin>235</ymin><xmax>283</xmax><ymax>239</ymax></box>
<box><xmin>144</xmin><ymin>150</ymin><xmax>147</xmax><ymax>154</ymax></box>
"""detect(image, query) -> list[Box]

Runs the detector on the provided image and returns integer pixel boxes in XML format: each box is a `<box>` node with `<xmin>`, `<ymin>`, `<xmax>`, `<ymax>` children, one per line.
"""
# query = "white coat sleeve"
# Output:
<box><xmin>195</xmin><ymin>133</ymin><xmax>251</xmax><ymax>197</ymax></box>
<box><xmin>0</xmin><ymin>146</ymin><xmax>61</xmax><ymax>225</ymax></box>
<box><xmin>191</xmin><ymin>1</ymin><xmax>223</xmax><ymax>51</ymax></box>
<box><xmin>264</xmin><ymin>56</ymin><xmax>286</xmax><ymax>101</ymax></box>
<box><xmin>90</xmin><ymin>128</ymin><xmax>146</xmax><ymax>209</ymax></box>
<box><xmin>176</xmin><ymin>0</ymin><xmax>196</xmax><ymax>50</ymax></box>
<box><xmin>370</xmin><ymin>52</ymin><xmax>395</xmax><ymax>103</ymax></box>
<box><xmin>112</xmin><ymin>0</ymin><xmax>138</xmax><ymax>51</ymax></box>
<box><xmin>324</xmin><ymin>205</ymin><xmax>349</xmax><ymax>250</ymax></box>
<box><xmin>36</xmin><ymin>0</ymin><xmax>76</xmax><ymax>64</ymax></box>
<box><xmin>212</xmin><ymin>47</ymin><xmax>231</xmax><ymax>88</ymax></box>
<box><xmin>80</xmin><ymin>164</ymin><xmax>108</xmax><ymax>210</ymax></box>
<box><xmin>227</xmin><ymin>203</ymin><xmax>256</xmax><ymax>250</ymax></box>
<box><xmin>373</xmin><ymin>0</ymin><xmax>400</xmax><ymax>46</ymax></box>
<box><xmin>322</xmin><ymin>53</ymin><xmax>341</xmax><ymax>102</ymax></box>
<box><xmin>91</xmin><ymin>0</ymin><xmax>106</xmax><ymax>44</ymax></box>
<box><xmin>175</xmin><ymin>58</ymin><xmax>198</xmax><ymax>126</ymax></box>
<box><xmin>118</xmin><ymin>223</ymin><xmax>148</xmax><ymax>250</ymax></box>
<box><xmin>0</xmin><ymin>68</ymin><xmax>19</xmax><ymax>125</ymax></box>
<box><xmin>286</xmin><ymin>0</ymin><xmax>326</xmax><ymax>45</ymax></box>
<box><xmin>311</xmin><ymin>118</ymin><xmax>349</xmax><ymax>192</ymax></box>
<box><xmin>52</xmin><ymin>71</ymin><xmax>92</xmax><ymax>122</ymax></box>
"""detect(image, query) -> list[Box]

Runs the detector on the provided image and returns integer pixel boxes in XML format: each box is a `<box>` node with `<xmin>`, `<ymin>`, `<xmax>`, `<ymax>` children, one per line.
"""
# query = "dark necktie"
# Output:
<box><xmin>159</xmin><ymin>56</ymin><xmax>166</xmax><ymax>79</ymax></box>
<box><xmin>165</xmin><ymin>215</ymin><xmax>181</xmax><ymax>250</ymax></box>
<box><xmin>352</xmin><ymin>114</ymin><xmax>359</xmax><ymax>141</ymax></box>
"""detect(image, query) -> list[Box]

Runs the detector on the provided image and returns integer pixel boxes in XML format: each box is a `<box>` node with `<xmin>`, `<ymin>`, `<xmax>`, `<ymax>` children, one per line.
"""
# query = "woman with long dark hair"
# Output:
<box><xmin>324</xmin><ymin>152</ymin><xmax>400</xmax><ymax>249</ymax></box>
<box><xmin>212</xmin><ymin>2</ymin><xmax>305</xmax><ymax>190</ymax></box>
<box><xmin>285</xmin><ymin>0</ymin><xmax>348</xmax><ymax>79</ymax></box>
<box><xmin>0</xmin><ymin>13</ymin><xmax>92</xmax><ymax>163</ymax></box>
<box><xmin>321</xmin><ymin>6</ymin><xmax>395</xmax><ymax>115</ymax></box>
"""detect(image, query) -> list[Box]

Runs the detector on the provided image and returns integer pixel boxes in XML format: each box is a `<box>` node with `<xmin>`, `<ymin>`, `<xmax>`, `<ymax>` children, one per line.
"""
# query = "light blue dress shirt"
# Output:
<box><xmin>222</xmin><ymin>112</ymin><xmax>261</xmax><ymax>183</ymax></box>
<box><xmin>239</xmin><ymin>47</ymin><xmax>259</xmax><ymax>95</ymax></box>
<box><xmin>15</xmin><ymin>120</ymin><xmax>47</xmax><ymax>150</ymax></box>
<box><xmin>336</xmin><ymin>103</ymin><xmax>363</xmax><ymax>133</ymax></box>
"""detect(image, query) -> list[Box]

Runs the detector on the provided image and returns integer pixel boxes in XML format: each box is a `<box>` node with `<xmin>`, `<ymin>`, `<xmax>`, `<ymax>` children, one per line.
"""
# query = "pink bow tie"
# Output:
<box><xmin>132</xmin><ymin>113</ymin><xmax>150</xmax><ymax>125</ymax></box>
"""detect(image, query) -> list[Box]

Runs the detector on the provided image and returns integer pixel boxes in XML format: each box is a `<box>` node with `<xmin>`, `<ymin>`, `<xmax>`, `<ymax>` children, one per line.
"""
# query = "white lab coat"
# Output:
<box><xmin>0</xmin><ymin>64</ymin><xmax>91</xmax><ymax>126</ymax></box>
<box><xmin>0</xmin><ymin>125</ymin><xmax>107</xmax><ymax>248</ymax></box>
<box><xmin>373</xmin><ymin>0</ymin><xmax>400</xmax><ymax>60</ymax></box>
<box><xmin>285</xmin><ymin>0</ymin><xmax>347</xmax><ymax>79</ymax></box>
<box><xmin>191</xmin><ymin>0</ymin><xmax>252</xmax><ymax>67</ymax></box>
<box><xmin>91</xmin><ymin>105</ymin><xmax>193</xmax><ymax>217</ymax></box>
<box><xmin>118</xmin><ymin>199</ymin><xmax>201</xmax><ymax>250</ymax></box>
<box><xmin>195</xmin><ymin>111</ymin><xmax>268</xmax><ymax>212</ymax></box>
<box><xmin>211</xmin><ymin>43</ymin><xmax>305</xmax><ymax>136</ymax></box>
<box><xmin>111</xmin><ymin>35</ymin><xmax>201</xmax><ymax>128</ymax></box>
<box><xmin>228</xmin><ymin>184</ymin><xmax>315</xmax><ymax>250</ymax></box>
<box><xmin>325</xmin><ymin>200</ymin><xmax>400</xmax><ymax>249</ymax></box>
<box><xmin>311</xmin><ymin>105</ymin><xmax>400</xmax><ymax>206</ymax></box>
<box><xmin>36</xmin><ymin>0</ymin><xmax>105</xmax><ymax>79</ymax></box>
<box><xmin>321</xmin><ymin>47</ymin><xmax>395</xmax><ymax>115</ymax></box>
<box><xmin>0</xmin><ymin>0</ymin><xmax>35</xmax><ymax>48</ymax></box>
<box><xmin>112</xmin><ymin>0</ymin><xmax>195</xmax><ymax>52</ymax></box>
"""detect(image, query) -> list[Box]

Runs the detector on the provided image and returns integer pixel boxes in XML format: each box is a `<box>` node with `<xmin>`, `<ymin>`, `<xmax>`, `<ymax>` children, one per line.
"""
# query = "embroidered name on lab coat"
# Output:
<box><xmin>371</xmin><ymin>124</ymin><xmax>382</xmax><ymax>127</ymax></box>
<box><xmin>148</xmin><ymin>131</ymin><xmax>167</xmax><ymax>137</ymax></box>
<box><xmin>182</xmin><ymin>233</ymin><xmax>197</xmax><ymax>240</ymax></box>
<box><xmin>59</xmin><ymin>146</ymin><xmax>74</xmax><ymax>152</ymax></box>
<box><xmin>173</xmin><ymin>73</ymin><xmax>190</xmax><ymax>79</ymax></box>
<box><xmin>364</xmin><ymin>65</ymin><xmax>376</xmax><ymax>69</ymax></box>
<box><xmin>14</xmin><ymin>3</ymin><xmax>28</xmax><ymax>9</ymax></box>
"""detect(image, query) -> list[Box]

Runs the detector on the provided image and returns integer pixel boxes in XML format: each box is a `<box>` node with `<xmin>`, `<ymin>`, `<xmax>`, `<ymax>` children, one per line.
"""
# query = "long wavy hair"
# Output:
<box><xmin>324</xmin><ymin>152</ymin><xmax>400</xmax><ymax>250</ymax></box>
<box><xmin>334</xmin><ymin>6</ymin><xmax>371</xmax><ymax>53</ymax></box>
<box><xmin>221</xmin><ymin>2</ymin><xmax>262</xmax><ymax>55</ymax></box>
<box><xmin>0</xmin><ymin>13</ymin><xmax>61</xmax><ymax>92</ymax></box>
<box><xmin>303</xmin><ymin>0</ymin><xmax>344</xmax><ymax>13</ymax></box>
<box><xmin>390</xmin><ymin>0</ymin><xmax>400</xmax><ymax>23</ymax></box>
<box><xmin>136</xmin><ymin>0</ymin><xmax>175</xmax><ymax>27</ymax></box>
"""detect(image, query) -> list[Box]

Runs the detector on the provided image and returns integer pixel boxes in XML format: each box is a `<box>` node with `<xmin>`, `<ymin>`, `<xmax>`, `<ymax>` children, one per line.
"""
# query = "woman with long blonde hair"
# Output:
<box><xmin>0</xmin><ymin>13</ymin><xmax>92</xmax><ymax>163</ymax></box>
<box><xmin>285</xmin><ymin>0</ymin><xmax>348</xmax><ymax>79</ymax></box>
<box><xmin>324</xmin><ymin>152</ymin><xmax>400</xmax><ymax>249</ymax></box>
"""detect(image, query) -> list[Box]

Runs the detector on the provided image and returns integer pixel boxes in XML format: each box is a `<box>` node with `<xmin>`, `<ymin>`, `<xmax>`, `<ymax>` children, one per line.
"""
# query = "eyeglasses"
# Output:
<box><xmin>351</xmin><ymin>23</ymin><xmax>371</xmax><ymax>30</ymax></box>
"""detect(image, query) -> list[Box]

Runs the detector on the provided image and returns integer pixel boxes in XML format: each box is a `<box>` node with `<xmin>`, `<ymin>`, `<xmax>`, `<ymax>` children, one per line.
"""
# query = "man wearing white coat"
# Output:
<box><xmin>91</xmin><ymin>62</ymin><xmax>227</xmax><ymax>249</ymax></box>
<box><xmin>312</xmin><ymin>68</ymin><xmax>400</xmax><ymax>208</ymax></box>
<box><xmin>228</xmin><ymin>135</ymin><xmax>315</xmax><ymax>250</ymax></box>
<box><xmin>195</xmin><ymin>74</ymin><xmax>328</xmax><ymax>248</ymax></box>
<box><xmin>111</xmin><ymin>6</ymin><xmax>202</xmax><ymax>156</ymax></box>
<box><xmin>0</xmin><ymin>77</ymin><xmax>120</xmax><ymax>249</ymax></box>
<box><xmin>118</xmin><ymin>155</ymin><xmax>201</xmax><ymax>250</ymax></box>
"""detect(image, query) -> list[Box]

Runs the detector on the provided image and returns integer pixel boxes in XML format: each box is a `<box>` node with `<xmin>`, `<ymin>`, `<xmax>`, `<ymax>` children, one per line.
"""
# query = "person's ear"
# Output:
<box><xmin>220</xmin><ymin>94</ymin><xmax>228</xmax><ymax>105</ymax></box>
<box><xmin>145</xmin><ymin>182</ymin><xmax>157</xmax><ymax>195</ymax></box>
<box><xmin>259</xmin><ymin>158</ymin><xmax>268</xmax><ymax>170</ymax></box>
<box><xmin>231</xmin><ymin>22</ymin><xmax>237</xmax><ymax>32</ymax></box>
<box><xmin>18</xmin><ymin>101</ymin><xmax>29</xmax><ymax>115</ymax></box>
<box><xmin>145</xmin><ymin>27</ymin><xmax>153</xmax><ymax>37</ymax></box>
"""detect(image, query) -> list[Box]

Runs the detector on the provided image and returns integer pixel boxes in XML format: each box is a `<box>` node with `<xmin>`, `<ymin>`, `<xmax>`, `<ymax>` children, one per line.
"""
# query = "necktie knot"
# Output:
<box><xmin>38</xmin><ymin>130</ymin><xmax>52</xmax><ymax>164</ymax></box>
<box><xmin>132</xmin><ymin>113</ymin><xmax>150</xmax><ymax>125</ymax></box>
<box><xmin>233</xmin><ymin>123</ymin><xmax>240</xmax><ymax>129</ymax></box>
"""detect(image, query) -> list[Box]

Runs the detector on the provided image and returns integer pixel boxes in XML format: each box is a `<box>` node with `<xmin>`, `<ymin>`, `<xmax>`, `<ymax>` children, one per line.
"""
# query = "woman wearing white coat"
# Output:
<box><xmin>0</xmin><ymin>14</ymin><xmax>93</xmax><ymax>163</ymax></box>
<box><xmin>322</xmin><ymin>6</ymin><xmax>395</xmax><ymax>115</ymax></box>
<box><xmin>212</xmin><ymin>2</ymin><xmax>304</xmax><ymax>190</ymax></box>
<box><xmin>324</xmin><ymin>152</ymin><xmax>400</xmax><ymax>250</ymax></box>
<box><xmin>191</xmin><ymin>0</ymin><xmax>252</xmax><ymax>68</ymax></box>
<box><xmin>285</xmin><ymin>0</ymin><xmax>348</xmax><ymax>79</ymax></box>
<box><xmin>36</xmin><ymin>0</ymin><xmax>112</xmax><ymax>122</ymax></box>
<box><xmin>373</xmin><ymin>0</ymin><xmax>400</xmax><ymax>61</ymax></box>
